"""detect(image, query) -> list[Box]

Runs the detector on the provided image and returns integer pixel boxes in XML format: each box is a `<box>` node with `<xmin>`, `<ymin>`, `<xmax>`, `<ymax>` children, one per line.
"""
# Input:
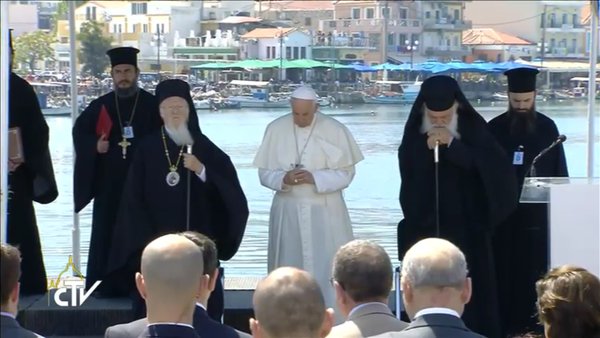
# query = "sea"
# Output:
<box><xmin>34</xmin><ymin>100</ymin><xmax>599</xmax><ymax>277</ymax></box>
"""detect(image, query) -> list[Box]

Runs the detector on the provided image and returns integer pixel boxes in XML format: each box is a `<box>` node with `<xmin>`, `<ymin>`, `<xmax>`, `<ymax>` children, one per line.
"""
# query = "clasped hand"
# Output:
<box><xmin>283</xmin><ymin>169</ymin><xmax>314</xmax><ymax>185</ymax></box>
<box><xmin>183</xmin><ymin>153</ymin><xmax>204</xmax><ymax>173</ymax></box>
<box><xmin>427</xmin><ymin>127</ymin><xmax>453</xmax><ymax>150</ymax></box>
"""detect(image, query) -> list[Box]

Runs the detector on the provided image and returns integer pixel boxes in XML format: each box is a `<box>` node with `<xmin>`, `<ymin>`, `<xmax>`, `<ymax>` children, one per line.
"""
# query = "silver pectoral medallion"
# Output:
<box><xmin>166</xmin><ymin>171</ymin><xmax>180</xmax><ymax>187</ymax></box>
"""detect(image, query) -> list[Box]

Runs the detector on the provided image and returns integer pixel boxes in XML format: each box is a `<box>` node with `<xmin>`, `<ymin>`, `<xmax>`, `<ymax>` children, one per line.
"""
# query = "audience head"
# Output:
<box><xmin>400</xmin><ymin>238</ymin><xmax>471</xmax><ymax>319</ymax></box>
<box><xmin>0</xmin><ymin>243</ymin><xmax>21</xmax><ymax>314</ymax></box>
<box><xmin>135</xmin><ymin>234</ymin><xmax>204</xmax><ymax>323</ymax></box>
<box><xmin>332</xmin><ymin>240</ymin><xmax>393</xmax><ymax>317</ymax></box>
<box><xmin>250</xmin><ymin>267</ymin><xmax>333</xmax><ymax>338</ymax></box>
<box><xmin>536</xmin><ymin>265</ymin><xmax>600</xmax><ymax>338</ymax></box>
<box><xmin>179</xmin><ymin>231</ymin><xmax>219</xmax><ymax>302</ymax></box>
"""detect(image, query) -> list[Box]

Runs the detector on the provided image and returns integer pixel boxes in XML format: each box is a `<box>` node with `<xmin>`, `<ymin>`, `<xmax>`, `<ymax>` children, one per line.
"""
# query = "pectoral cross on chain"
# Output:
<box><xmin>118</xmin><ymin>138</ymin><xmax>131</xmax><ymax>159</ymax></box>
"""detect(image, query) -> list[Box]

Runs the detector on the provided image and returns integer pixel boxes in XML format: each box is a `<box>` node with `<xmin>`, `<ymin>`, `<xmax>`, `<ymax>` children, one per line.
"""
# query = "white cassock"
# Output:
<box><xmin>253</xmin><ymin>112</ymin><xmax>364</xmax><ymax>311</ymax></box>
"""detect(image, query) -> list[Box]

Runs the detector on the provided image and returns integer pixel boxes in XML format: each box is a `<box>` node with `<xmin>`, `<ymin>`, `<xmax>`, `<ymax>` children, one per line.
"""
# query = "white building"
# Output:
<box><xmin>8</xmin><ymin>3</ymin><xmax>38</xmax><ymax>36</ymax></box>
<box><xmin>240</xmin><ymin>28</ymin><xmax>312</xmax><ymax>60</ymax></box>
<box><xmin>202</xmin><ymin>0</ymin><xmax>255</xmax><ymax>21</ymax></box>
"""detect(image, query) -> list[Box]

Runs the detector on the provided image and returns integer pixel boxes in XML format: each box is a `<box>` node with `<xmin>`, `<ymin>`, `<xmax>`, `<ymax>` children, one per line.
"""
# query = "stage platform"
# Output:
<box><xmin>17</xmin><ymin>276</ymin><xmax>402</xmax><ymax>337</ymax></box>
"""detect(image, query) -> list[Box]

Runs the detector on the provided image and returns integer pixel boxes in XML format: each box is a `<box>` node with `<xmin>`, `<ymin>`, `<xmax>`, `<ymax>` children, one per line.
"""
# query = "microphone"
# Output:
<box><xmin>528</xmin><ymin>135</ymin><xmax>566</xmax><ymax>177</ymax></box>
<box><xmin>434</xmin><ymin>140</ymin><xmax>440</xmax><ymax>163</ymax></box>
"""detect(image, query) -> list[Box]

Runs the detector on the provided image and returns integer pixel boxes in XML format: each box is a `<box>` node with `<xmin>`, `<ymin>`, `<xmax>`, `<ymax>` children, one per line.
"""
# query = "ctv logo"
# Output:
<box><xmin>47</xmin><ymin>256</ymin><xmax>102</xmax><ymax>307</ymax></box>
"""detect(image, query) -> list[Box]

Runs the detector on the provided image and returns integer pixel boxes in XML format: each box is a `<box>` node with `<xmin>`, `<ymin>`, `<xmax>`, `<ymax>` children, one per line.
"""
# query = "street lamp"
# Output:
<box><xmin>405</xmin><ymin>39</ymin><xmax>419</xmax><ymax>69</ymax></box>
<box><xmin>152</xmin><ymin>23</ymin><xmax>166</xmax><ymax>75</ymax></box>
<box><xmin>277</xmin><ymin>27</ymin><xmax>288</xmax><ymax>82</ymax></box>
<box><xmin>536</xmin><ymin>41</ymin><xmax>548</xmax><ymax>67</ymax></box>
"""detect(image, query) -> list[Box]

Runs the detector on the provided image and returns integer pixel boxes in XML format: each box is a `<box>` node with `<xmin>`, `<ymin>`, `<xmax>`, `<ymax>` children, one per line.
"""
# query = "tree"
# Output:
<box><xmin>78</xmin><ymin>21</ymin><xmax>113</xmax><ymax>78</ymax></box>
<box><xmin>14</xmin><ymin>31</ymin><xmax>56</xmax><ymax>73</ymax></box>
<box><xmin>51</xmin><ymin>0</ymin><xmax>88</xmax><ymax>33</ymax></box>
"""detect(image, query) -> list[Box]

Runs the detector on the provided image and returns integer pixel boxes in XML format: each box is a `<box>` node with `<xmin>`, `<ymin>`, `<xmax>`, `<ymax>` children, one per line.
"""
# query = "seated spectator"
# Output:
<box><xmin>1</xmin><ymin>243</ymin><xmax>43</xmax><ymax>338</ymax></box>
<box><xmin>250</xmin><ymin>267</ymin><xmax>333</xmax><ymax>338</ymax></box>
<box><xmin>328</xmin><ymin>240</ymin><xmax>408</xmax><ymax>338</ymax></box>
<box><xmin>535</xmin><ymin>265</ymin><xmax>600</xmax><ymax>338</ymax></box>
<box><xmin>131</xmin><ymin>234</ymin><xmax>203</xmax><ymax>338</ymax></box>
<box><xmin>105</xmin><ymin>231</ymin><xmax>250</xmax><ymax>338</ymax></box>
<box><xmin>370</xmin><ymin>238</ymin><xmax>485</xmax><ymax>338</ymax></box>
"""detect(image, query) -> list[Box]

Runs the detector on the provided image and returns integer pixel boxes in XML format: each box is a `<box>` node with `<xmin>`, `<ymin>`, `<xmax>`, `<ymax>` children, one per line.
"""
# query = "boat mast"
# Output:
<box><xmin>587</xmin><ymin>0</ymin><xmax>598</xmax><ymax>177</ymax></box>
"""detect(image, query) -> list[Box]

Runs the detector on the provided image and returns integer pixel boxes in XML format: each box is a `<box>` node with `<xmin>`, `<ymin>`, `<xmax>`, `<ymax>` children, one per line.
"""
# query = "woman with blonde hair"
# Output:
<box><xmin>536</xmin><ymin>265</ymin><xmax>600</xmax><ymax>338</ymax></box>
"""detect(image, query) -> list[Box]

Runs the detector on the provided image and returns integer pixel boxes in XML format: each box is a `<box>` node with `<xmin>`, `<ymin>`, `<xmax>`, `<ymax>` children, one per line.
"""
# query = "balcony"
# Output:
<box><xmin>425</xmin><ymin>45</ymin><xmax>470</xmax><ymax>58</ymax></box>
<box><xmin>545</xmin><ymin>47</ymin><xmax>586</xmax><ymax>58</ymax></box>
<box><xmin>111</xmin><ymin>32</ymin><xmax>141</xmax><ymax>42</ymax></box>
<box><xmin>544</xmin><ymin>23</ymin><xmax>586</xmax><ymax>33</ymax></box>
<box><xmin>312</xmin><ymin>36</ymin><xmax>378</xmax><ymax>49</ymax></box>
<box><xmin>320</xmin><ymin>18</ymin><xmax>421</xmax><ymax>33</ymax></box>
<box><xmin>423</xmin><ymin>18</ymin><xmax>472</xmax><ymax>31</ymax></box>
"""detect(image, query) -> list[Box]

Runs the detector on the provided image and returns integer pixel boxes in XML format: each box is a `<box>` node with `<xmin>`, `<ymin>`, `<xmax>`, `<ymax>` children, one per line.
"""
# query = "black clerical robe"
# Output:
<box><xmin>105</xmin><ymin>128</ymin><xmax>248</xmax><ymax>295</ymax></box>
<box><xmin>488</xmin><ymin>111</ymin><xmax>568</xmax><ymax>336</ymax></box>
<box><xmin>72</xmin><ymin>89</ymin><xmax>161</xmax><ymax>294</ymax></box>
<box><xmin>398</xmin><ymin>110</ymin><xmax>518</xmax><ymax>338</ymax></box>
<box><xmin>7</xmin><ymin>73</ymin><xmax>58</xmax><ymax>295</ymax></box>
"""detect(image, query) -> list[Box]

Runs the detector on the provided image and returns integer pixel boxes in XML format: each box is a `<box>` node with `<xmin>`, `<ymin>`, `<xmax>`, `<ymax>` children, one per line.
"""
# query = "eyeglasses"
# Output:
<box><xmin>329</xmin><ymin>277</ymin><xmax>344</xmax><ymax>290</ymax></box>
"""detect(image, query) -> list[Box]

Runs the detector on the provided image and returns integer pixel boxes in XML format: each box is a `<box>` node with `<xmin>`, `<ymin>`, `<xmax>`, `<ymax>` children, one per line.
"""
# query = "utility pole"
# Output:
<box><xmin>157</xmin><ymin>24</ymin><xmax>161</xmax><ymax>71</ymax></box>
<box><xmin>382</xmin><ymin>0</ymin><xmax>389</xmax><ymax>80</ymax></box>
<box><xmin>541</xmin><ymin>4</ymin><xmax>549</xmax><ymax>88</ymax></box>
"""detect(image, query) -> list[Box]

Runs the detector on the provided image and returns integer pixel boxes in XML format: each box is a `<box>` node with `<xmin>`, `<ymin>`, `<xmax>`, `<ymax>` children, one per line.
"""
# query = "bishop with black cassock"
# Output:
<box><xmin>488</xmin><ymin>67</ymin><xmax>568</xmax><ymax>337</ymax></box>
<box><xmin>72</xmin><ymin>47</ymin><xmax>162</xmax><ymax>296</ymax></box>
<box><xmin>7</xmin><ymin>29</ymin><xmax>58</xmax><ymax>295</ymax></box>
<box><xmin>397</xmin><ymin>75</ymin><xmax>518</xmax><ymax>338</ymax></box>
<box><xmin>106</xmin><ymin>79</ymin><xmax>248</xmax><ymax>317</ymax></box>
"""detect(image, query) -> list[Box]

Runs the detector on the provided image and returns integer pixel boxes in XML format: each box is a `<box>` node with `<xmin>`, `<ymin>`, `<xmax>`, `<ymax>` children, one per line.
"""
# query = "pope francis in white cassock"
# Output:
<box><xmin>253</xmin><ymin>86</ymin><xmax>364</xmax><ymax>314</ymax></box>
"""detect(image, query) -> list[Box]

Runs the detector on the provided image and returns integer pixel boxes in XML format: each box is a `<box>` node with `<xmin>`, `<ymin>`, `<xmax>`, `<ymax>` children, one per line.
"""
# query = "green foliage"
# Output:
<box><xmin>51</xmin><ymin>0</ymin><xmax>87</xmax><ymax>33</ymax></box>
<box><xmin>13</xmin><ymin>31</ymin><xmax>56</xmax><ymax>73</ymax></box>
<box><xmin>78</xmin><ymin>21</ymin><xmax>113</xmax><ymax>77</ymax></box>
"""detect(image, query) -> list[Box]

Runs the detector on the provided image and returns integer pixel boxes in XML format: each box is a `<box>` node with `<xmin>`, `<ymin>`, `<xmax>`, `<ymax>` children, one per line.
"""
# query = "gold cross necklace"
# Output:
<box><xmin>161</xmin><ymin>127</ymin><xmax>185</xmax><ymax>187</ymax></box>
<box><xmin>114</xmin><ymin>90</ymin><xmax>140</xmax><ymax>159</ymax></box>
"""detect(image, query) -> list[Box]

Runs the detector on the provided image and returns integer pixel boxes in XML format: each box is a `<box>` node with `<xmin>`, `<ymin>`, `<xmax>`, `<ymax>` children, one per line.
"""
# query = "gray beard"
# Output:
<box><xmin>420</xmin><ymin>112</ymin><xmax>461</xmax><ymax>139</ymax></box>
<box><xmin>115</xmin><ymin>84</ymin><xmax>139</xmax><ymax>98</ymax></box>
<box><xmin>165</xmin><ymin>123</ymin><xmax>194</xmax><ymax>146</ymax></box>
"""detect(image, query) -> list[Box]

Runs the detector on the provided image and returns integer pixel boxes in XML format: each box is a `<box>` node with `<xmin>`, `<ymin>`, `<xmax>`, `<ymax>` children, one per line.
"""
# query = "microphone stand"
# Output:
<box><xmin>186</xmin><ymin>144</ymin><xmax>192</xmax><ymax>231</ymax></box>
<box><xmin>434</xmin><ymin>140</ymin><xmax>440</xmax><ymax>237</ymax></box>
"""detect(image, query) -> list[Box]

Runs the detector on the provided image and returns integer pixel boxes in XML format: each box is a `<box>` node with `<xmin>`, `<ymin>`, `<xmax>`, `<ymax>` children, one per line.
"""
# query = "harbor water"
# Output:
<box><xmin>34</xmin><ymin>101</ymin><xmax>599</xmax><ymax>277</ymax></box>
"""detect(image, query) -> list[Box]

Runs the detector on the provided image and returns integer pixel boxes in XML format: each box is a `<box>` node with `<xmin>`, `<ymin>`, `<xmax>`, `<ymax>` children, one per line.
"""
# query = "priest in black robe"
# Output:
<box><xmin>397</xmin><ymin>75</ymin><xmax>518</xmax><ymax>338</ymax></box>
<box><xmin>106</xmin><ymin>79</ymin><xmax>248</xmax><ymax>318</ymax></box>
<box><xmin>488</xmin><ymin>67</ymin><xmax>568</xmax><ymax>337</ymax></box>
<box><xmin>72</xmin><ymin>47</ymin><xmax>162</xmax><ymax>296</ymax></box>
<box><xmin>7</xmin><ymin>29</ymin><xmax>58</xmax><ymax>295</ymax></box>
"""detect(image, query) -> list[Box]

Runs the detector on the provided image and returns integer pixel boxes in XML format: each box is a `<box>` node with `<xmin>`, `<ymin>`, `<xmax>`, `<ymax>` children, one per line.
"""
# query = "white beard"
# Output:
<box><xmin>420</xmin><ymin>111</ymin><xmax>461</xmax><ymax>140</ymax></box>
<box><xmin>165</xmin><ymin>123</ymin><xmax>194</xmax><ymax>146</ymax></box>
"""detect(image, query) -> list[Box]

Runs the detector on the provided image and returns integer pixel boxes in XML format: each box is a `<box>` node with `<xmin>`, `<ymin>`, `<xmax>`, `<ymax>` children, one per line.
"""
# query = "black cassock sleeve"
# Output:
<box><xmin>72</xmin><ymin>99</ymin><xmax>101</xmax><ymax>212</ymax></box>
<box><xmin>398</xmin><ymin>121</ymin><xmax>518</xmax><ymax>247</ymax></box>
<box><xmin>459</xmin><ymin>122</ymin><xmax>519</xmax><ymax>228</ymax></box>
<box><xmin>10</xmin><ymin>74</ymin><xmax>58</xmax><ymax>204</ymax></box>
<box><xmin>199</xmin><ymin>136</ymin><xmax>249</xmax><ymax>261</ymax></box>
<box><xmin>105</xmin><ymin>141</ymin><xmax>154</xmax><ymax>280</ymax></box>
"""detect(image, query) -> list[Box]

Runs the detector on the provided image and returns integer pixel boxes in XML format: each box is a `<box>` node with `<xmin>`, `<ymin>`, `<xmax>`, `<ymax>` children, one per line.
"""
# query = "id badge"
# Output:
<box><xmin>513</xmin><ymin>151</ymin><xmax>524</xmax><ymax>165</ymax></box>
<box><xmin>123</xmin><ymin>126</ymin><xmax>134</xmax><ymax>139</ymax></box>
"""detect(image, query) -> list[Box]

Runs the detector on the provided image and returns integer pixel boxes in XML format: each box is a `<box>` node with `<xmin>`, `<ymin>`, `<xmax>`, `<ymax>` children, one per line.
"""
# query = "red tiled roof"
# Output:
<box><xmin>241</xmin><ymin>28</ymin><xmax>295</xmax><ymax>39</ymax></box>
<box><xmin>463</xmin><ymin>28</ymin><xmax>533</xmax><ymax>46</ymax></box>
<box><xmin>582</xmin><ymin>3</ymin><xmax>591</xmax><ymax>25</ymax></box>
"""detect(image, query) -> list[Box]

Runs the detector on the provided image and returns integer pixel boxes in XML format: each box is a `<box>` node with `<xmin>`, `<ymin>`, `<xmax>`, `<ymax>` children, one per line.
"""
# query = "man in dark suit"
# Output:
<box><xmin>328</xmin><ymin>240</ymin><xmax>408</xmax><ymax>338</ymax></box>
<box><xmin>105</xmin><ymin>231</ymin><xmax>250</xmax><ymax>338</ymax></box>
<box><xmin>1</xmin><ymin>244</ymin><xmax>44</xmax><ymax>338</ymax></box>
<box><xmin>250</xmin><ymin>267</ymin><xmax>334</xmax><ymax>338</ymax></box>
<box><xmin>116</xmin><ymin>234</ymin><xmax>203</xmax><ymax>338</ymax></box>
<box><xmin>371</xmin><ymin>238</ymin><xmax>486</xmax><ymax>338</ymax></box>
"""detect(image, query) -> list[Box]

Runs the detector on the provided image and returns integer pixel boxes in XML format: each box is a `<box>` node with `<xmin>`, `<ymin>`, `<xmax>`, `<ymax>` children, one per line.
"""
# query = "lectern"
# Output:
<box><xmin>521</xmin><ymin>177</ymin><xmax>600</xmax><ymax>276</ymax></box>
